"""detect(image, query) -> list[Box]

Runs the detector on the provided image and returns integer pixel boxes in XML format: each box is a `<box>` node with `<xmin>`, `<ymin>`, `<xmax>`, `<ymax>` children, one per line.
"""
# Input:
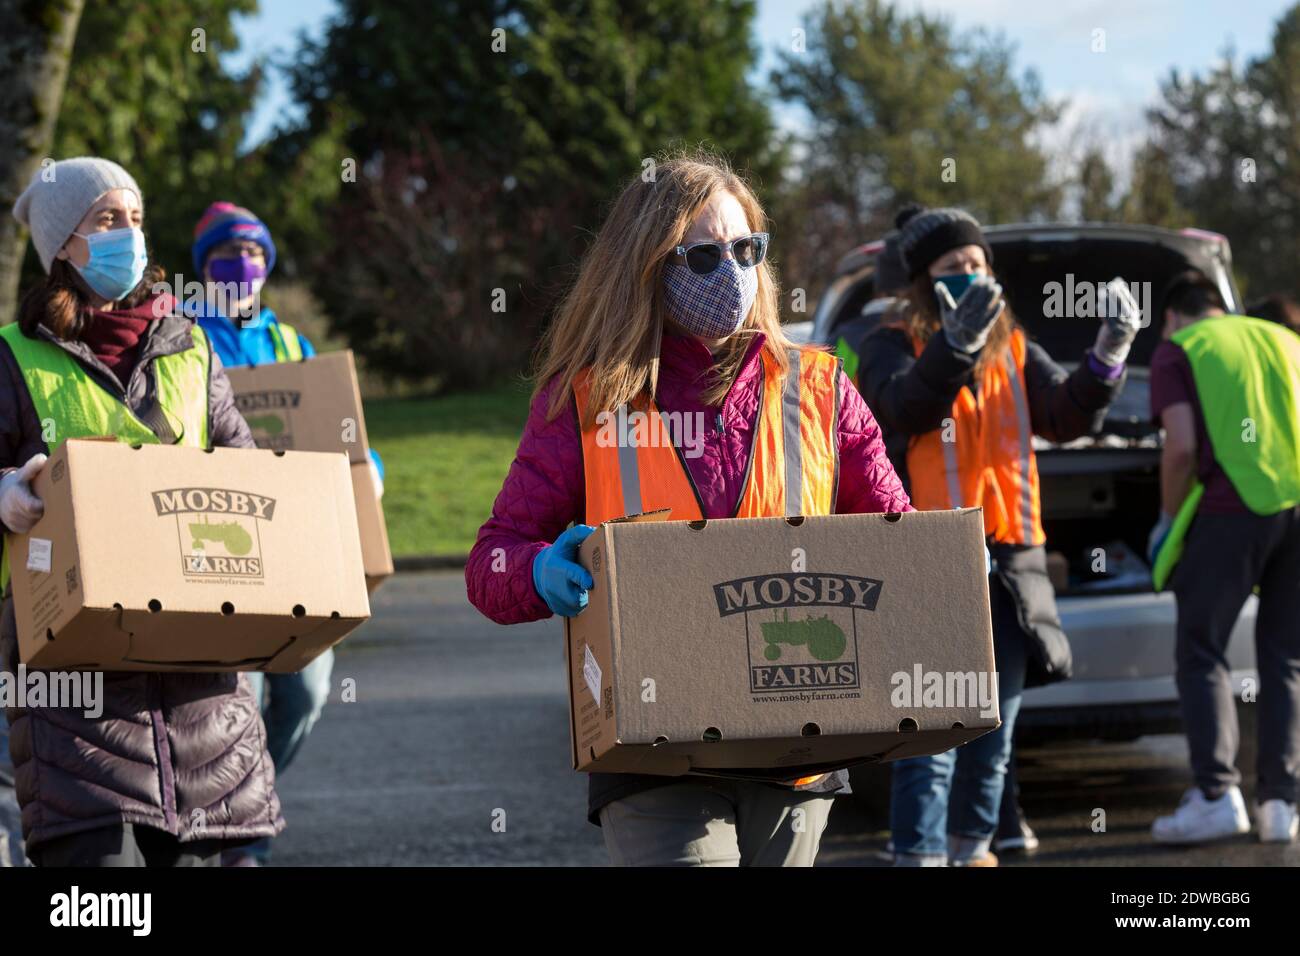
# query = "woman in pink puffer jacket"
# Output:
<box><xmin>466</xmin><ymin>153</ymin><xmax>911</xmax><ymax>867</ymax></box>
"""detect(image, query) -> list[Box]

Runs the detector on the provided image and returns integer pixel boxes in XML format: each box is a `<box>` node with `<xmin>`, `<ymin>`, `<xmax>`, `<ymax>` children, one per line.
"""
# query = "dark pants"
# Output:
<box><xmin>998</xmin><ymin>752</ymin><xmax>1023</xmax><ymax>835</ymax></box>
<box><xmin>1173</xmin><ymin>506</ymin><xmax>1300</xmax><ymax>804</ymax></box>
<box><xmin>32</xmin><ymin>823</ymin><xmax>223</xmax><ymax>868</ymax></box>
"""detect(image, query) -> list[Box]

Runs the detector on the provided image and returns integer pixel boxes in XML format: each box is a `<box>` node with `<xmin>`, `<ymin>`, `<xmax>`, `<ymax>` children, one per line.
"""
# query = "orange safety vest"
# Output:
<box><xmin>894</xmin><ymin>322</ymin><xmax>1045</xmax><ymax>546</ymax></box>
<box><xmin>573</xmin><ymin>345</ymin><xmax>841</xmax><ymax>788</ymax></box>
<box><xmin>573</xmin><ymin>346</ymin><xmax>840</xmax><ymax>525</ymax></box>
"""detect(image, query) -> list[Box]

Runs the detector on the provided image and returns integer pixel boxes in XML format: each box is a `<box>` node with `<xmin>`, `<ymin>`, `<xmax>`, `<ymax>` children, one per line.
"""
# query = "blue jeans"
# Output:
<box><xmin>890</xmin><ymin>575</ymin><xmax>1029</xmax><ymax>862</ymax></box>
<box><xmin>245</xmin><ymin>648</ymin><xmax>335</xmax><ymax>772</ymax></box>
<box><xmin>1</xmin><ymin>723</ymin><xmax>27</xmax><ymax>866</ymax></box>
<box><xmin>239</xmin><ymin>650</ymin><xmax>334</xmax><ymax>863</ymax></box>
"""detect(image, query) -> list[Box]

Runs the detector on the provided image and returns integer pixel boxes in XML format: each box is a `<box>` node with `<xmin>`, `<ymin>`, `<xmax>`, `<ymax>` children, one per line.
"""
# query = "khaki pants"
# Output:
<box><xmin>599</xmin><ymin>780</ymin><xmax>835</xmax><ymax>867</ymax></box>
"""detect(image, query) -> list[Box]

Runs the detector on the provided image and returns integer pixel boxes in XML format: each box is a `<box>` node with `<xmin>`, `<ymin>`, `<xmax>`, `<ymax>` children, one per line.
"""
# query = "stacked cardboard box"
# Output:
<box><xmin>225</xmin><ymin>350</ymin><xmax>394</xmax><ymax>592</ymax></box>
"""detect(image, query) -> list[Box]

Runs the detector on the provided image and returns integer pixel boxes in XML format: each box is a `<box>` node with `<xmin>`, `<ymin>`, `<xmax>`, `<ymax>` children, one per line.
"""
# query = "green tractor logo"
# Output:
<box><xmin>189</xmin><ymin>516</ymin><xmax>254</xmax><ymax>557</ymax></box>
<box><xmin>760</xmin><ymin>609</ymin><xmax>847</xmax><ymax>662</ymax></box>
<box><xmin>246</xmin><ymin>413</ymin><xmax>285</xmax><ymax>437</ymax></box>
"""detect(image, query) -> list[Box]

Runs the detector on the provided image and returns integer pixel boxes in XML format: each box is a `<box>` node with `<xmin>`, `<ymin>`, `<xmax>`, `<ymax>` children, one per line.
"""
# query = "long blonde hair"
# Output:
<box><xmin>533</xmin><ymin>151</ymin><xmax>797</xmax><ymax>426</ymax></box>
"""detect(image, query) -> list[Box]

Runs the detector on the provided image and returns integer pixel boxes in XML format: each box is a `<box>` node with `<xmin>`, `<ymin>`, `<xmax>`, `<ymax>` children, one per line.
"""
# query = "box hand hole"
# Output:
<box><xmin>897</xmin><ymin>717</ymin><xmax>919</xmax><ymax>733</ymax></box>
<box><xmin>701</xmin><ymin>727</ymin><xmax>723</xmax><ymax>742</ymax></box>
<box><xmin>786</xmin><ymin>516</ymin><xmax>805</xmax><ymax>527</ymax></box>
<box><xmin>148</xmin><ymin>599</ymin><xmax>162</xmax><ymax>613</ymax></box>
<box><xmin>221</xmin><ymin>602</ymin><xmax>235</xmax><ymax>616</ymax></box>
<box><xmin>801</xmin><ymin>722</ymin><xmax>821</xmax><ymax>737</ymax></box>
<box><xmin>292</xmin><ymin>604</ymin><xmax>306</xmax><ymax>618</ymax></box>
<box><xmin>884</xmin><ymin>512</ymin><xmax>903</xmax><ymax>523</ymax></box>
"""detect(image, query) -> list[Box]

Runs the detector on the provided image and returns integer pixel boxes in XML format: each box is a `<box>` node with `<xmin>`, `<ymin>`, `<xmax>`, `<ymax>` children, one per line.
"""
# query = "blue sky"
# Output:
<box><xmin>231</xmin><ymin>0</ymin><xmax>1291</xmax><ymax>159</ymax></box>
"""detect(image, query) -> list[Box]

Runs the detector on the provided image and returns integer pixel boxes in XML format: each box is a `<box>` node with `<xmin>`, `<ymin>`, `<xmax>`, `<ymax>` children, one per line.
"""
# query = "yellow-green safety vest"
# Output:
<box><xmin>269</xmin><ymin>321</ymin><xmax>304</xmax><ymax>362</ymax></box>
<box><xmin>0</xmin><ymin>321</ymin><xmax>211</xmax><ymax>589</ymax></box>
<box><xmin>1152</xmin><ymin>315</ymin><xmax>1300</xmax><ymax>590</ymax></box>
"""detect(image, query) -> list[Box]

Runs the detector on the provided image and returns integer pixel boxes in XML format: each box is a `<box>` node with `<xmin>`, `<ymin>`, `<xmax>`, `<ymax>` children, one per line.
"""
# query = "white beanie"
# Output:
<box><xmin>12</xmin><ymin>157</ymin><xmax>144</xmax><ymax>273</ymax></box>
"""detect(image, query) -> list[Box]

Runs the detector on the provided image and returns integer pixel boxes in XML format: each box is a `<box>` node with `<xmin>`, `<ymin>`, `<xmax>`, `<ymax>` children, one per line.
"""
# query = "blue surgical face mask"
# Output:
<box><xmin>71</xmin><ymin>226</ymin><xmax>148</xmax><ymax>301</ymax></box>
<box><xmin>934</xmin><ymin>272</ymin><xmax>978</xmax><ymax>302</ymax></box>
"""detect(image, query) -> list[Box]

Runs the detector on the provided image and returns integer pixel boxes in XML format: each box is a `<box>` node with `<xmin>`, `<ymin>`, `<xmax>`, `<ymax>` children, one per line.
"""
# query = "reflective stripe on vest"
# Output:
<box><xmin>1152</xmin><ymin>315</ymin><xmax>1300</xmax><ymax>590</ymax></box>
<box><xmin>269</xmin><ymin>321</ymin><xmax>304</xmax><ymax>362</ymax></box>
<box><xmin>572</xmin><ymin>347</ymin><xmax>840</xmax><ymax>526</ymax></box>
<box><xmin>0</xmin><ymin>322</ymin><xmax>211</xmax><ymax>589</ymax></box>
<box><xmin>896</xmin><ymin>324</ymin><xmax>1045</xmax><ymax>546</ymax></box>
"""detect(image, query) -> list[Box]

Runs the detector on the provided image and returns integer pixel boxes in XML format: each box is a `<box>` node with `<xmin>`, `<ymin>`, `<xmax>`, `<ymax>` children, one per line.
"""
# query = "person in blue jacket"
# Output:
<box><xmin>191</xmin><ymin>201</ymin><xmax>381</xmax><ymax>865</ymax></box>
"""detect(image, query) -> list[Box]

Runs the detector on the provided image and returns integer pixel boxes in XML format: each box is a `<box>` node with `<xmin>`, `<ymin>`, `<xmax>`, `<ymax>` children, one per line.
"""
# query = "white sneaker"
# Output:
<box><xmin>1255</xmin><ymin>799</ymin><xmax>1299</xmax><ymax>844</ymax></box>
<box><xmin>1152</xmin><ymin>786</ymin><xmax>1250</xmax><ymax>844</ymax></box>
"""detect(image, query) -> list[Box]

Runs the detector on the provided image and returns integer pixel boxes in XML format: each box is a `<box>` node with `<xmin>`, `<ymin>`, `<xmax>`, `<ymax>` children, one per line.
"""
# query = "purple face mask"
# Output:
<box><xmin>208</xmin><ymin>255</ymin><xmax>267</xmax><ymax>289</ymax></box>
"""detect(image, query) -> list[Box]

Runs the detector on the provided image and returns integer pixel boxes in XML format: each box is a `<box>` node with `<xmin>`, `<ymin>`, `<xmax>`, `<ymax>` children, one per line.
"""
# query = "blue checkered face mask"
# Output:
<box><xmin>663</xmin><ymin>257</ymin><xmax>759</xmax><ymax>340</ymax></box>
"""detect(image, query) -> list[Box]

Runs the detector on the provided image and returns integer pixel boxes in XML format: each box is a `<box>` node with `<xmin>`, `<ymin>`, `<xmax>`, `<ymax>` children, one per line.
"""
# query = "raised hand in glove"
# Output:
<box><xmin>936</xmin><ymin>274</ymin><xmax>1006</xmax><ymax>354</ymax></box>
<box><xmin>1093</xmin><ymin>276</ymin><xmax>1143</xmax><ymax>367</ymax></box>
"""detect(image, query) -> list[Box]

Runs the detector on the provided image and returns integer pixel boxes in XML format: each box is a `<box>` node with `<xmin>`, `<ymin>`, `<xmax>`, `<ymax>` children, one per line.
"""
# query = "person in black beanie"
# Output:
<box><xmin>833</xmin><ymin>229</ymin><xmax>909</xmax><ymax>385</ymax></box>
<box><xmin>858</xmin><ymin>204</ymin><xmax>1141</xmax><ymax>865</ymax></box>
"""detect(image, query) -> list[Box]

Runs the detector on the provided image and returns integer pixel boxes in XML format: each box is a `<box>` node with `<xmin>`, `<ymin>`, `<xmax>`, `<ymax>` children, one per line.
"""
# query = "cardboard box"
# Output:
<box><xmin>5</xmin><ymin>439</ymin><xmax>371</xmax><ymax>672</ymax></box>
<box><xmin>350</xmin><ymin>460</ymin><xmax>393</xmax><ymax>593</ymax></box>
<box><xmin>224</xmin><ymin>351</ymin><xmax>370</xmax><ymax>464</ymax></box>
<box><xmin>564</xmin><ymin>508</ymin><xmax>999</xmax><ymax>780</ymax></box>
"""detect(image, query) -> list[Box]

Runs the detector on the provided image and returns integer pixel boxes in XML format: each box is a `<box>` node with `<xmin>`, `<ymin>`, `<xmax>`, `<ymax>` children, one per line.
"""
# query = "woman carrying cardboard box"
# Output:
<box><xmin>466</xmin><ymin>153</ymin><xmax>914</xmax><ymax>866</ymax></box>
<box><xmin>0</xmin><ymin>158</ymin><xmax>283</xmax><ymax>866</ymax></box>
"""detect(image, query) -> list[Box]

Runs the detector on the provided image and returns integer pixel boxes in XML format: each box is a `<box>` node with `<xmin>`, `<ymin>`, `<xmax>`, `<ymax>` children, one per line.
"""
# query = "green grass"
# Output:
<box><xmin>363</xmin><ymin>381</ymin><xmax>535</xmax><ymax>556</ymax></box>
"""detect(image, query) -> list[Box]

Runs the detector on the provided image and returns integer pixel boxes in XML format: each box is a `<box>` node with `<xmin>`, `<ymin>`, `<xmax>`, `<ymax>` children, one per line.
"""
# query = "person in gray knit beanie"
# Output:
<box><xmin>12</xmin><ymin>157</ymin><xmax>143</xmax><ymax>273</ymax></box>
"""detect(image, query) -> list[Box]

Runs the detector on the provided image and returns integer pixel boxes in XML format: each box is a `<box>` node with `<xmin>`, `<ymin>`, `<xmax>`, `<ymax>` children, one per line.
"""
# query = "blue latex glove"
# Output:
<box><xmin>532</xmin><ymin>525</ymin><xmax>596</xmax><ymax>617</ymax></box>
<box><xmin>1147</xmin><ymin>512</ymin><xmax>1174</xmax><ymax>566</ymax></box>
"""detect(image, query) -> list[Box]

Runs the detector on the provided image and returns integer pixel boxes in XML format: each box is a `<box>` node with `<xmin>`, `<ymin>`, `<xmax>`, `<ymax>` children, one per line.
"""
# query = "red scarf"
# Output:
<box><xmin>79</xmin><ymin>294</ymin><xmax>175</xmax><ymax>385</ymax></box>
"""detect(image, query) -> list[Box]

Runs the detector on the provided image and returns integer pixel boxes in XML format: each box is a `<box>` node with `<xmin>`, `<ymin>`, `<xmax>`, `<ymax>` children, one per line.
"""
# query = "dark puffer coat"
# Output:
<box><xmin>0</xmin><ymin>308</ymin><xmax>284</xmax><ymax>850</ymax></box>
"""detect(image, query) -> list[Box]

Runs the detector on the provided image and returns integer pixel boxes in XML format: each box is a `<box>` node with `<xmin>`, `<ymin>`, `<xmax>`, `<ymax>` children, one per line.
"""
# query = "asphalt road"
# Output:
<box><xmin>269</xmin><ymin>570</ymin><xmax>1299</xmax><ymax>867</ymax></box>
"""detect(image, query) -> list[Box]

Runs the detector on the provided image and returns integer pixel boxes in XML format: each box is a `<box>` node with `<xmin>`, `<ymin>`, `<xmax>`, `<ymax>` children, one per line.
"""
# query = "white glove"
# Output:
<box><xmin>936</xmin><ymin>275</ymin><xmax>1005</xmax><ymax>354</ymax></box>
<box><xmin>368</xmin><ymin>458</ymin><xmax>384</xmax><ymax>499</ymax></box>
<box><xmin>0</xmin><ymin>454</ymin><xmax>48</xmax><ymax>534</ymax></box>
<box><xmin>1093</xmin><ymin>277</ymin><xmax>1143</xmax><ymax>367</ymax></box>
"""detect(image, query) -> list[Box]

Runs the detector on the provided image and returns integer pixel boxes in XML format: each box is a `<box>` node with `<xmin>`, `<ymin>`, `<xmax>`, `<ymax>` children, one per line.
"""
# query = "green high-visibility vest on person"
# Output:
<box><xmin>1152</xmin><ymin>315</ymin><xmax>1300</xmax><ymax>590</ymax></box>
<box><xmin>0</xmin><ymin>322</ymin><xmax>211</xmax><ymax>589</ymax></box>
<box><xmin>269</xmin><ymin>321</ymin><xmax>304</xmax><ymax>362</ymax></box>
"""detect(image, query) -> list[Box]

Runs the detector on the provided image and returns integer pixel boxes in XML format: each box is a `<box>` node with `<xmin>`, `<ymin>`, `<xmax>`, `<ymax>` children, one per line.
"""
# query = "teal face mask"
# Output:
<box><xmin>71</xmin><ymin>226</ymin><xmax>148</xmax><ymax>301</ymax></box>
<box><xmin>935</xmin><ymin>272</ymin><xmax>978</xmax><ymax>302</ymax></box>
